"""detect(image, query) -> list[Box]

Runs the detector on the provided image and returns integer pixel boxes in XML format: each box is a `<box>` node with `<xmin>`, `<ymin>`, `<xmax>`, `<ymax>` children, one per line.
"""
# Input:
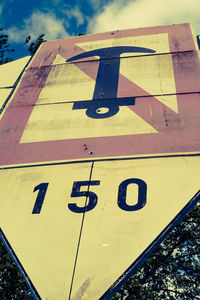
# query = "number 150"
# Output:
<box><xmin>32</xmin><ymin>178</ymin><xmax>147</xmax><ymax>214</ymax></box>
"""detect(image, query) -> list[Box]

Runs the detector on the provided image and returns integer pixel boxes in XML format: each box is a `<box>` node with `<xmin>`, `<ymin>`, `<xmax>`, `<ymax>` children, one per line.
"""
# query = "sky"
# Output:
<box><xmin>0</xmin><ymin>0</ymin><xmax>200</xmax><ymax>60</ymax></box>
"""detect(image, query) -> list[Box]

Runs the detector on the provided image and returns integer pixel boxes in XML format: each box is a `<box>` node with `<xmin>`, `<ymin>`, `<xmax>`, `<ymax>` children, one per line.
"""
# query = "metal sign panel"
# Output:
<box><xmin>0</xmin><ymin>56</ymin><xmax>30</xmax><ymax>110</ymax></box>
<box><xmin>0</xmin><ymin>23</ymin><xmax>200</xmax><ymax>300</ymax></box>
<box><xmin>0</xmin><ymin>56</ymin><xmax>31</xmax><ymax>88</ymax></box>
<box><xmin>0</xmin><ymin>23</ymin><xmax>200</xmax><ymax>166</ymax></box>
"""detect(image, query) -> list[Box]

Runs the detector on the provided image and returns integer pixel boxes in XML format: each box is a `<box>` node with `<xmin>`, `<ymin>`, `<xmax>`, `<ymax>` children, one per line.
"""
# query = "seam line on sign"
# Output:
<box><xmin>1</xmin><ymin>153</ymin><xmax>200</xmax><ymax>170</ymax></box>
<box><xmin>0</xmin><ymin>86</ymin><xmax>14</xmax><ymax>89</ymax></box>
<box><xmin>10</xmin><ymin>91</ymin><xmax>200</xmax><ymax>108</ymax></box>
<box><xmin>99</xmin><ymin>190</ymin><xmax>200</xmax><ymax>300</ymax></box>
<box><xmin>68</xmin><ymin>161</ymin><xmax>95</xmax><ymax>300</ymax></box>
<box><xmin>0</xmin><ymin>56</ymin><xmax>33</xmax><ymax>116</ymax></box>
<box><xmin>0</xmin><ymin>228</ymin><xmax>42</xmax><ymax>300</ymax></box>
<box><xmin>26</xmin><ymin>50</ymin><xmax>195</xmax><ymax>70</ymax></box>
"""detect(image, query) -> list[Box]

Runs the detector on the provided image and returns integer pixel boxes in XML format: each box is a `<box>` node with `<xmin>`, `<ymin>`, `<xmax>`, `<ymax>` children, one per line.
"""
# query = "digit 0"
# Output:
<box><xmin>117</xmin><ymin>178</ymin><xmax>147</xmax><ymax>211</ymax></box>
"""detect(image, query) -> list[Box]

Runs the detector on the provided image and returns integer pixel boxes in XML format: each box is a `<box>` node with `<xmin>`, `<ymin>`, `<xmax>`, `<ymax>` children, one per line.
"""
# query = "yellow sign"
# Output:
<box><xmin>0</xmin><ymin>23</ymin><xmax>200</xmax><ymax>300</ymax></box>
<box><xmin>0</xmin><ymin>156</ymin><xmax>199</xmax><ymax>299</ymax></box>
<box><xmin>0</xmin><ymin>56</ymin><xmax>30</xmax><ymax>112</ymax></box>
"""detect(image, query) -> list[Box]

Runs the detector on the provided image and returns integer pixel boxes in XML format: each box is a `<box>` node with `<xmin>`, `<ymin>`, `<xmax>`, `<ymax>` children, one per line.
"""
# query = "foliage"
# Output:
<box><xmin>0</xmin><ymin>28</ymin><xmax>46</xmax><ymax>66</ymax></box>
<box><xmin>0</xmin><ymin>240</ymin><xmax>33</xmax><ymax>300</ymax></box>
<box><xmin>25</xmin><ymin>34</ymin><xmax>46</xmax><ymax>55</ymax></box>
<box><xmin>112</xmin><ymin>202</ymin><xmax>200</xmax><ymax>300</ymax></box>
<box><xmin>0</xmin><ymin>28</ymin><xmax>15</xmax><ymax>65</ymax></box>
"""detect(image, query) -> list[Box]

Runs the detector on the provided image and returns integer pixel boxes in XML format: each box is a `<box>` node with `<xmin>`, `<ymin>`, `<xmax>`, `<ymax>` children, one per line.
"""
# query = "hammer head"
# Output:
<box><xmin>66</xmin><ymin>46</ymin><xmax>155</xmax><ymax>62</ymax></box>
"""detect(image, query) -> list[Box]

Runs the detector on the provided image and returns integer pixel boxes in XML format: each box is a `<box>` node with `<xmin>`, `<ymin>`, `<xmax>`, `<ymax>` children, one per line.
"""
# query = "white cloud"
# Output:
<box><xmin>88</xmin><ymin>0</ymin><xmax>118</xmax><ymax>11</ymax></box>
<box><xmin>72</xmin><ymin>7</ymin><xmax>85</xmax><ymax>26</ymax></box>
<box><xmin>63</xmin><ymin>6</ymin><xmax>85</xmax><ymax>26</ymax></box>
<box><xmin>88</xmin><ymin>0</ymin><xmax>102</xmax><ymax>10</ymax></box>
<box><xmin>6</xmin><ymin>11</ymin><xmax>69</xmax><ymax>43</ymax></box>
<box><xmin>87</xmin><ymin>0</ymin><xmax>200</xmax><ymax>35</ymax></box>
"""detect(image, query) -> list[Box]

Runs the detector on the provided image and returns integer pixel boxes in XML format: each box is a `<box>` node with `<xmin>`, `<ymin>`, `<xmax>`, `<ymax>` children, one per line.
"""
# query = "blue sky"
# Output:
<box><xmin>0</xmin><ymin>0</ymin><xmax>200</xmax><ymax>60</ymax></box>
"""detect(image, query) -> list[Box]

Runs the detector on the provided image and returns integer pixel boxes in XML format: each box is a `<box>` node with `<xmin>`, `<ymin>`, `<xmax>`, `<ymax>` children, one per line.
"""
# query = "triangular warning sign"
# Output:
<box><xmin>0</xmin><ymin>156</ymin><xmax>199</xmax><ymax>299</ymax></box>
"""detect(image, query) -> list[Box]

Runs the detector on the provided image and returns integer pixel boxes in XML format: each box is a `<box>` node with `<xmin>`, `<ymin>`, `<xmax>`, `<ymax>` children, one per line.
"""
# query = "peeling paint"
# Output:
<box><xmin>72</xmin><ymin>278</ymin><xmax>92</xmax><ymax>300</ymax></box>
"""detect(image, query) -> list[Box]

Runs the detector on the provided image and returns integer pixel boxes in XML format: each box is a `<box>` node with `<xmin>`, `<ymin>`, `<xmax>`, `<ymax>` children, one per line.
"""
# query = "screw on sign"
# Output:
<box><xmin>0</xmin><ymin>23</ymin><xmax>200</xmax><ymax>300</ymax></box>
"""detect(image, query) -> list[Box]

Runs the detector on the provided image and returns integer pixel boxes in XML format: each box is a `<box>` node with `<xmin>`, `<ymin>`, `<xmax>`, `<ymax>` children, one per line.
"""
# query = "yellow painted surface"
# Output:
<box><xmin>0</xmin><ymin>88</ymin><xmax>12</xmax><ymax>108</ymax></box>
<box><xmin>70</xmin><ymin>156</ymin><xmax>200</xmax><ymax>299</ymax></box>
<box><xmin>119</xmin><ymin>54</ymin><xmax>178</xmax><ymax>112</ymax></box>
<box><xmin>0</xmin><ymin>56</ymin><xmax>30</xmax><ymax>88</ymax></box>
<box><xmin>35</xmin><ymin>53</ymin><xmax>177</xmax><ymax>106</ymax></box>
<box><xmin>76</xmin><ymin>33</ymin><xmax>169</xmax><ymax>57</ymax></box>
<box><xmin>154</xmin><ymin>94</ymin><xmax>178</xmax><ymax>113</ymax></box>
<box><xmin>1</xmin><ymin>157</ymin><xmax>198</xmax><ymax>300</ymax></box>
<box><xmin>0</xmin><ymin>162</ymin><xmax>92</xmax><ymax>300</ymax></box>
<box><xmin>52</xmin><ymin>54</ymin><xmax>67</xmax><ymax>65</ymax></box>
<box><xmin>20</xmin><ymin>102</ymin><xmax>157</xmax><ymax>143</ymax></box>
<box><xmin>37</xmin><ymin>62</ymin><xmax>95</xmax><ymax>104</ymax></box>
<box><xmin>189</xmin><ymin>23</ymin><xmax>200</xmax><ymax>51</ymax></box>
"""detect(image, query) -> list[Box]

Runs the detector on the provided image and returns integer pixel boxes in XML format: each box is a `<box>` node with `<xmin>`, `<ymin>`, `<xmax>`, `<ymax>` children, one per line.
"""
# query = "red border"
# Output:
<box><xmin>0</xmin><ymin>24</ymin><xmax>200</xmax><ymax>166</ymax></box>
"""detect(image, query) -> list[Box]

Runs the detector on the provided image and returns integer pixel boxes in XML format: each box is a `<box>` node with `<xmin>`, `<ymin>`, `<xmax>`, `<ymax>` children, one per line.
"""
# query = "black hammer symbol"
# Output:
<box><xmin>67</xmin><ymin>46</ymin><xmax>155</xmax><ymax>119</ymax></box>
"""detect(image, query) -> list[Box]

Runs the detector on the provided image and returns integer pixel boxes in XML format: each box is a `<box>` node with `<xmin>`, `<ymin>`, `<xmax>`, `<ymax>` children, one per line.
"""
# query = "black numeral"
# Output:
<box><xmin>32</xmin><ymin>183</ymin><xmax>49</xmax><ymax>214</ymax></box>
<box><xmin>117</xmin><ymin>178</ymin><xmax>147</xmax><ymax>211</ymax></box>
<box><xmin>68</xmin><ymin>180</ymin><xmax>100</xmax><ymax>213</ymax></box>
<box><xmin>32</xmin><ymin>178</ymin><xmax>147</xmax><ymax>214</ymax></box>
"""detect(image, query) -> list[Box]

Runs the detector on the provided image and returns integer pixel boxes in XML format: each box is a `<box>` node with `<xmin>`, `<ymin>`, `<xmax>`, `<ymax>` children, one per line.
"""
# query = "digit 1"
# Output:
<box><xmin>32</xmin><ymin>183</ymin><xmax>49</xmax><ymax>214</ymax></box>
<box><xmin>118</xmin><ymin>178</ymin><xmax>147</xmax><ymax>211</ymax></box>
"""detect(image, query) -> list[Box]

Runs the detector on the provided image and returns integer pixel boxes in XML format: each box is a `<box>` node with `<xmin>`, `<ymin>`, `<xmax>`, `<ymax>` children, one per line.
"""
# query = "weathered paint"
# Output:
<box><xmin>1</xmin><ymin>92</ymin><xmax>200</xmax><ymax>166</ymax></box>
<box><xmin>13</xmin><ymin>52</ymin><xmax>198</xmax><ymax>106</ymax></box>
<box><xmin>29</xmin><ymin>23</ymin><xmax>198</xmax><ymax>69</ymax></box>
<box><xmin>0</xmin><ymin>24</ymin><xmax>200</xmax><ymax>166</ymax></box>
<box><xmin>0</xmin><ymin>23</ymin><xmax>200</xmax><ymax>300</ymax></box>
